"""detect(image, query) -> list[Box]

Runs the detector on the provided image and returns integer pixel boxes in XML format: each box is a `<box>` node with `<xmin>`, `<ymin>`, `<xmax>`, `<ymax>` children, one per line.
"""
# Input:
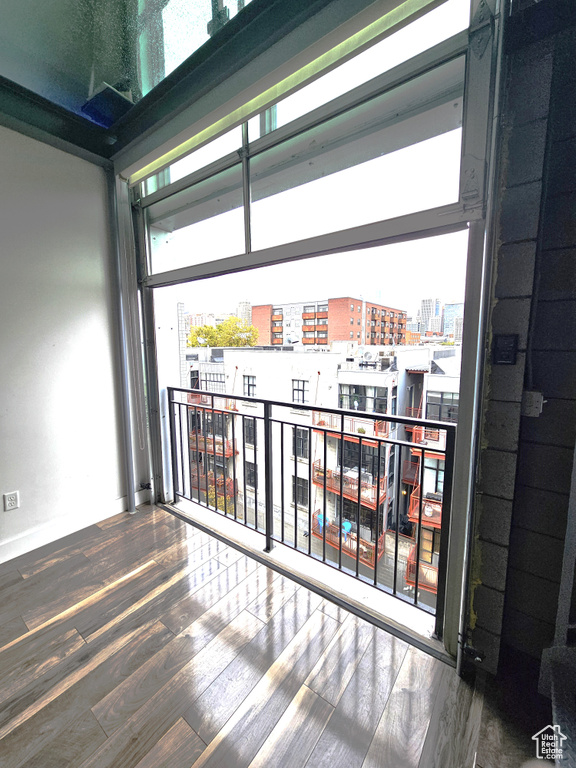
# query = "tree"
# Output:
<box><xmin>188</xmin><ymin>316</ymin><xmax>258</xmax><ymax>347</ymax></box>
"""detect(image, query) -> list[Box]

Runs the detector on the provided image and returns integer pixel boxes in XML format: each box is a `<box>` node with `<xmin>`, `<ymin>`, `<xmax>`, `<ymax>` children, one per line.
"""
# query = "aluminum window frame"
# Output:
<box><xmin>129</xmin><ymin>0</ymin><xmax>502</xmax><ymax>661</ymax></box>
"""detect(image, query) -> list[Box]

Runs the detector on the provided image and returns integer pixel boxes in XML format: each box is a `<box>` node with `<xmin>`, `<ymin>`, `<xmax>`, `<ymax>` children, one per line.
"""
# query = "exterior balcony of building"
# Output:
<box><xmin>189</xmin><ymin>430</ymin><xmax>237</xmax><ymax>457</ymax></box>
<box><xmin>402</xmin><ymin>459</ymin><xmax>420</xmax><ymax>485</ymax></box>
<box><xmin>315</xmin><ymin>311</ymin><xmax>328</xmax><ymax>319</ymax></box>
<box><xmin>410</xmin><ymin>425</ymin><xmax>446</xmax><ymax>453</ymax></box>
<box><xmin>405</xmin><ymin>545</ymin><xmax>439</xmax><ymax>593</ymax></box>
<box><xmin>310</xmin><ymin>510</ymin><xmax>386</xmax><ymax>569</ymax></box>
<box><xmin>312</xmin><ymin>459</ymin><xmax>387</xmax><ymax>509</ymax></box>
<box><xmin>187</xmin><ymin>393</ymin><xmax>238</xmax><ymax>412</ymax></box>
<box><xmin>302</xmin><ymin>324</ymin><xmax>316</xmax><ymax>331</ymax></box>
<box><xmin>312</xmin><ymin>411</ymin><xmax>390</xmax><ymax>439</ymax></box>
<box><xmin>271</xmin><ymin>313</ymin><xmax>283</xmax><ymax>321</ymax></box>
<box><xmin>190</xmin><ymin>468</ymin><xmax>236</xmax><ymax>497</ymax></box>
<box><xmin>408</xmin><ymin>486</ymin><xmax>442</xmax><ymax>529</ymax></box>
<box><xmin>302</xmin><ymin>312</ymin><xmax>315</xmax><ymax>320</ymax></box>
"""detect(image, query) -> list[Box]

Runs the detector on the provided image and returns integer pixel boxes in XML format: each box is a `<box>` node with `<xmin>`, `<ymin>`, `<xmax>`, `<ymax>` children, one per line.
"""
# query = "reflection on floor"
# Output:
<box><xmin>0</xmin><ymin>505</ymin><xmax>549</xmax><ymax>768</ymax></box>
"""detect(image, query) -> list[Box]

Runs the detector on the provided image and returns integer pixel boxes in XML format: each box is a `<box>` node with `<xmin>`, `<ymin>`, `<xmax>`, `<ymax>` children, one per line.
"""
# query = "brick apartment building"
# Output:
<box><xmin>252</xmin><ymin>298</ymin><xmax>407</xmax><ymax>347</ymax></box>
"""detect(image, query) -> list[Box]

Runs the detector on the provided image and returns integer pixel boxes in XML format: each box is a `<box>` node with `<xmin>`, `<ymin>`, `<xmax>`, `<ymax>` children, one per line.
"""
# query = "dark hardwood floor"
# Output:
<box><xmin>0</xmin><ymin>506</ymin><xmax>540</xmax><ymax>767</ymax></box>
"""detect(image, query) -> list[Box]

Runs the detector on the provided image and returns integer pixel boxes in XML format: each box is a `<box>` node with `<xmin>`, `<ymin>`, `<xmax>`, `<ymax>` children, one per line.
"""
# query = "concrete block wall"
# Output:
<box><xmin>469</xmin><ymin>10</ymin><xmax>576</xmax><ymax>677</ymax></box>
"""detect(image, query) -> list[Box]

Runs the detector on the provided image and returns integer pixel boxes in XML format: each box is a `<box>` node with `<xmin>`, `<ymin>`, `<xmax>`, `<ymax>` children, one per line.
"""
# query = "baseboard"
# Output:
<box><xmin>0</xmin><ymin>489</ymin><xmax>150</xmax><ymax>564</ymax></box>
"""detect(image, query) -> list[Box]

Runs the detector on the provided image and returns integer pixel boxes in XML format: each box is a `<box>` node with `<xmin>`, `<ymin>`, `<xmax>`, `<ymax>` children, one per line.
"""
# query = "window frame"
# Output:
<box><xmin>131</xmin><ymin>0</ymin><xmax>502</xmax><ymax>661</ymax></box>
<box><xmin>292</xmin><ymin>379</ymin><xmax>309</xmax><ymax>404</ymax></box>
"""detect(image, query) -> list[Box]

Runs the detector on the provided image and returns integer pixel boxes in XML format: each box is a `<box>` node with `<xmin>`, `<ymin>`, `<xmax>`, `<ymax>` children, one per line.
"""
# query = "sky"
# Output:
<box><xmin>156</xmin><ymin>227</ymin><xmax>469</xmax><ymax>320</ymax></box>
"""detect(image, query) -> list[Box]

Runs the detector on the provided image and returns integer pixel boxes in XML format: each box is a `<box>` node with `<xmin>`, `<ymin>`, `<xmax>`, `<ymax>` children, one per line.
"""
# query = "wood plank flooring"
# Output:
<box><xmin>0</xmin><ymin>505</ymin><xmax>539</xmax><ymax>768</ymax></box>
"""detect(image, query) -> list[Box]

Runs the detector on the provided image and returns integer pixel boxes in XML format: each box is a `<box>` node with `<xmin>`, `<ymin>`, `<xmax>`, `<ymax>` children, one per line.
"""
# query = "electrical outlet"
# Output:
<box><xmin>3</xmin><ymin>491</ymin><xmax>20</xmax><ymax>511</ymax></box>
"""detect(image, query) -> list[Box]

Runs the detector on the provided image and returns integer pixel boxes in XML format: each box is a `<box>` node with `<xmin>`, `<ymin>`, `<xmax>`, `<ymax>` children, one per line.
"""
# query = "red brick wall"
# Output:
<box><xmin>251</xmin><ymin>305</ymin><xmax>272</xmax><ymax>345</ymax></box>
<box><xmin>328</xmin><ymin>297</ymin><xmax>359</xmax><ymax>343</ymax></box>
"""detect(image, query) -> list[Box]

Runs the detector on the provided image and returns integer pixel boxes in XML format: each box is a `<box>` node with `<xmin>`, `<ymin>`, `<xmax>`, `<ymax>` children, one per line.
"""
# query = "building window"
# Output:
<box><xmin>243</xmin><ymin>416</ymin><xmax>256</xmax><ymax>446</ymax></box>
<box><xmin>273</xmin><ymin>307</ymin><xmax>283</xmax><ymax>315</ymax></box>
<box><xmin>426</xmin><ymin>392</ymin><xmax>459</xmax><ymax>423</ymax></box>
<box><xmin>357</xmin><ymin>332</ymin><xmax>360</xmax><ymax>338</ymax></box>
<box><xmin>245</xmin><ymin>460</ymin><xmax>257</xmax><ymax>488</ymax></box>
<box><xmin>303</xmin><ymin>305</ymin><xmax>315</xmax><ymax>312</ymax></box>
<box><xmin>293</xmin><ymin>476</ymin><xmax>309</xmax><ymax>508</ymax></box>
<box><xmin>339</xmin><ymin>384</ymin><xmax>388</xmax><ymax>413</ymax></box>
<box><xmin>357</xmin><ymin>305</ymin><xmax>361</xmax><ymax>312</ymax></box>
<box><xmin>316</xmin><ymin>318</ymin><xmax>327</xmax><ymax>325</ymax></box>
<box><xmin>293</xmin><ymin>427</ymin><xmax>309</xmax><ymax>459</ymax></box>
<box><xmin>272</xmin><ymin>320</ymin><xmax>283</xmax><ymax>327</ymax></box>
<box><xmin>424</xmin><ymin>457</ymin><xmax>445</xmax><ymax>495</ymax></box>
<box><xmin>350</xmin><ymin>303</ymin><xmax>354</xmax><ymax>311</ymax></box>
<box><xmin>303</xmin><ymin>331</ymin><xmax>315</xmax><ymax>338</ymax></box>
<box><xmin>200</xmin><ymin>372</ymin><xmax>226</xmax><ymax>393</ymax></box>
<box><xmin>292</xmin><ymin>379</ymin><xmax>309</xmax><ymax>404</ymax></box>
<box><xmin>317</xmin><ymin>331</ymin><xmax>328</xmax><ymax>338</ymax></box>
<box><xmin>318</xmin><ymin>304</ymin><xmax>328</xmax><ymax>312</ymax></box>
<box><xmin>243</xmin><ymin>375</ymin><xmax>256</xmax><ymax>396</ymax></box>
<box><xmin>357</xmin><ymin>318</ymin><xmax>361</xmax><ymax>325</ymax></box>
<box><xmin>391</xmin><ymin>386</ymin><xmax>397</xmax><ymax>415</ymax></box>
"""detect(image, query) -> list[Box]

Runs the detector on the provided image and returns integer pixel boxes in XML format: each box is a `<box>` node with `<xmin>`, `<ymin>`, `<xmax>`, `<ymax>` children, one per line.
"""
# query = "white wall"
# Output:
<box><xmin>0</xmin><ymin>126</ymin><xmax>127</xmax><ymax>562</ymax></box>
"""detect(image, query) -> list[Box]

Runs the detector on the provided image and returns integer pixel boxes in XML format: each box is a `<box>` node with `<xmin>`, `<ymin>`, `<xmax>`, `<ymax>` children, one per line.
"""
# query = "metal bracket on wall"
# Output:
<box><xmin>470</xmin><ymin>0</ymin><xmax>495</xmax><ymax>59</ymax></box>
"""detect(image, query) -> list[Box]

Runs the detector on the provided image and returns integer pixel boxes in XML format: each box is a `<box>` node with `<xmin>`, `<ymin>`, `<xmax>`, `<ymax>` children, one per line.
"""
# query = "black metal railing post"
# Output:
<box><xmin>167</xmin><ymin>388</ymin><xmax>178</xmax><ymax>501</ymax></box>
<box><xmin>434</xmin><ymin>424</ymin><xmax>456</xmax><ymax>640</ymax></box>
<box><xmin>263</xmin><ymin>401</ymin><xmax>274</xmax><ymax>552</ymax></box>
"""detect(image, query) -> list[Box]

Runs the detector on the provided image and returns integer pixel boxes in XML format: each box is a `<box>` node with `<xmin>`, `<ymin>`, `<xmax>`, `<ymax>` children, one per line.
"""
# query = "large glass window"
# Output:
<box><xmin>146</xmin><ymin>164</ymin><xmax>244</xmax><ymax>272</ymax></box>
<box><xmin>250</xmin><ymin>58</ymin><xmax>464</xmax><ymax>250</ymax></box>
<box><xmin>339</xmin><ymin>385</ymin><xmax>388</xmax><ymax>413</ymax></box>
<box><xmin>427</xmin><ymin>391</ymin><xmax>459</xmax><ymax>423</ymax></box>
<box><xmin>199</xmin><ymin>372</ymin><xmax>225</xmax><ymax>393</ymax></box>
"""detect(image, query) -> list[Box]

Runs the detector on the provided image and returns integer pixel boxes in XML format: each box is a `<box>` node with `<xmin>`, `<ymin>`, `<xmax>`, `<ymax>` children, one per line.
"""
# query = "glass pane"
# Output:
<box><xmin>142</xmin><ymin>126</ymin><xmax>243</xmax><ymax>198</ymax></box>
<box><xmin>147</xmin><ymin>164</ymin><xmax>244</xmax><ymax>273</ymax></box>
<box><xmin>141</xmin><ymin>0</ymin><xmax>255</xmax><ymax>97</ymax></box>
<box><xmin>248</xmin><ymin>0</ymin><xmax>469</xmax><ymax>140</ymax></box>
<box><xmin>251</xmin><ymin>58</ymin><xmax>464</xmax><ymax>251</ymax></box>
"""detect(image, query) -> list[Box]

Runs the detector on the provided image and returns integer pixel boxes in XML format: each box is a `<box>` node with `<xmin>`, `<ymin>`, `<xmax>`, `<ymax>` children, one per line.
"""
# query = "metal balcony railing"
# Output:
<box><xmin>312</xmin><ymin>460</ymin><xmax>387</xmax><ymax>508</ymax></box>
<box><xmin>167</xmin><ymin>387</ymin><xmax>456</xmax><ymax>632</ymax></box>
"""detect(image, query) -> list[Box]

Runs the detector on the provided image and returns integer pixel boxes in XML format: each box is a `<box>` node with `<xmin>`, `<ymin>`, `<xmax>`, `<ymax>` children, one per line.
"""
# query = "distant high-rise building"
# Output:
<box><xmin>420</xmin><ymin>298</ymin><xmax>442</xmax><ymax>332</ymax></box>
<box><xmin>444</xmin><ymin>302</ymin><xmax>464</xmax><ymax>337</ymax></box>
<box><xmin>454</xmin><ymin>315</ymin><xmax>464</xmax><ymax>343</ymax></box>
<box><xmin>429</xmin><ymin>315</ymin><xmax>443</xmax><ymax>334</ymax></box>
<box><xmin>236</xmin><ymin>301</ymin><xmax>252</xmax><ymax>324</ymax></box>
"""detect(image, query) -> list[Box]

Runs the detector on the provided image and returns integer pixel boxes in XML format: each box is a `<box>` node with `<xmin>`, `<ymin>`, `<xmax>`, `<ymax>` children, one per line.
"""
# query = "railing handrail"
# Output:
<box><xmin>167</xmin><ymin>386</ymin><xmax>457</xmax><ymax>435</ymax></box>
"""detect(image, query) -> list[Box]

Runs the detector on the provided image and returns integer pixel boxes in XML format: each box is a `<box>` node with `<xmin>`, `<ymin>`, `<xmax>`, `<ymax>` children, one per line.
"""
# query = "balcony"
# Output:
<box><xmin>408</xmin><ymin>486</ymin><xmax>442</xmax><ymax>529</ymax></box>
<box><xmin>302</xmin><ymin>312</ymin><xmax>315</xmax><ymax>320</ymax></box>
<box><xmin>311</xmin><ymin>510</ymin><xmax>385</xmax><ymax>568</ymax></box>
<box><xmin>312</xmin><ymin>460</ymin><xmax>387</xmax><ymax>508</ymax></box>
<box><xmin>169</xmin><ymin>387</ymin><xmax>455</xmax><ymax>621</ymax></box>
<box><xmin>190</xmin><ymin>468</ymin><xmax>236</xmax><ymax>497</ymax></box>
<box><xmin>405</xmin><ymin>545</ymin><xmax>439</xmax><ymax>593</ymax></box>
<box><xmin>402</xmin><ymin>460</ymin><xmax>420</xmax><ymax>485</ymax></box>
<box><xmin>189</xmin><ymin>430</ymin><xmax>237</xmax><ymax>457</ymax></box>
<box><xmin>312</xmin><ymin>411</ymin><xmax>390</xmax><ymax>439</ymax></box>
<box><xmin>411</xmin><ymin>425</ymin><xmax>446</xmax><ymax>452</ymax></box>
